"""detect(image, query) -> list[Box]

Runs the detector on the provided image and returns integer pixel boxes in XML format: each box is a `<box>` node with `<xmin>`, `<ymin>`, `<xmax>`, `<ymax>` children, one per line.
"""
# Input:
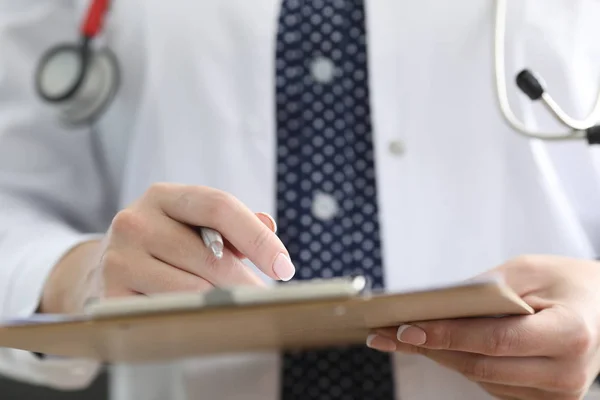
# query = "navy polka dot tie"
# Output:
<box><xmin>275</xmin><ymin>1</ymin><xmax>396</xmax><ymax>399</ymax></box>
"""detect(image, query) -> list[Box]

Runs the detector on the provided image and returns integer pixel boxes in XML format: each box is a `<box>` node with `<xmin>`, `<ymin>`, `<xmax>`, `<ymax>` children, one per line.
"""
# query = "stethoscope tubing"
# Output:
<box><xmin>494</xmin><ymin>0</ymin><xmax>600</xmax><ymax>142</ymax></box>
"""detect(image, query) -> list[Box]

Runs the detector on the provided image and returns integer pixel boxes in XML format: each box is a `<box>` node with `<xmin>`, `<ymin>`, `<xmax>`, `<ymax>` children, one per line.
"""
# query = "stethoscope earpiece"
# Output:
<box><xmin>515</xmin><ymin>69</ymin><xmax>544</xmax><ymax>101</ymax></box>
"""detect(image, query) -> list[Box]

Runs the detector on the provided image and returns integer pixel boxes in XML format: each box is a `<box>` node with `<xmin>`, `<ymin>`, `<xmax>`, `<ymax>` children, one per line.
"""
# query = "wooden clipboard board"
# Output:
<box><xmin>0</xmin><ymin>277</ymin><xmax>534</xmax><ymax>364</ymax></box>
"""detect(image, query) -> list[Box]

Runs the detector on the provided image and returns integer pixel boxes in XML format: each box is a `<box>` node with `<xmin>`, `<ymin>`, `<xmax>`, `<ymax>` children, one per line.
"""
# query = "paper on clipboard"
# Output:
<box><xmin>83</xmin><ymin>275</ymin><xmax>370</xmax><ymax>318</ymax></box>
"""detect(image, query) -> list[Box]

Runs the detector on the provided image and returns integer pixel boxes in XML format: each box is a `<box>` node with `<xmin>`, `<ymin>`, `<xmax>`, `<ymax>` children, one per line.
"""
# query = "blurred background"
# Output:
<box><xmin>0</xmin><ymin>370</ymin><xmax>108</xmax><ymax>400</ymax></box>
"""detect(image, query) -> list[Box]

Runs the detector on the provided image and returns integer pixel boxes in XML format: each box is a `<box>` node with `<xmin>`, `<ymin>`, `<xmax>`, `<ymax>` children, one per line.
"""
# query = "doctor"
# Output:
<box><xmin>2</xmin><ymin>0</ymin><xmax>600</xmax><ymax>399</ymax></box>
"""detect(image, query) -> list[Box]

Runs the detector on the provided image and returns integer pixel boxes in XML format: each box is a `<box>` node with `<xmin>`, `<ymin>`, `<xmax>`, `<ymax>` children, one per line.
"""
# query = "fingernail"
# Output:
<box><xmin>257</xmin><ymin>212</ymin><xmax>277</xmax><ymax>233</ymax></box>
<box><xmin>397</xmin><ymin>325</ymin><xmax>427</xmax><ymax>345</ymax></box>
<box><xmin>273</xmin><ymin>253</ymin><xmax>295</xmax><ymax>281</ymax></box>
<box><xmin>366</xmin><ymin>334</ymin><xmax>397</xmax><ymax>352</ymax></box>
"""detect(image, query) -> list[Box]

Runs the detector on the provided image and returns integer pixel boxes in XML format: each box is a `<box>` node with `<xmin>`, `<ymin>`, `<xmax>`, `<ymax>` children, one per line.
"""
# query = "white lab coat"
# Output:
<box><xmin>2</xmin><ymin>0</ymin><xmax>600</xmax><ymax>399</ymax></box>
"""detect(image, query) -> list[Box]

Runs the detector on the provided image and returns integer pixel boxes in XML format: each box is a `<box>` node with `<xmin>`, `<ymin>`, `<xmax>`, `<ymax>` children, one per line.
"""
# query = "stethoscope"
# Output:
<box><xmin>35</xmin><ymin>0</ymin><xmax>600</xmax><ymax>145</ymax></box>
<box><xmin>35</xmin><ymin>0</ymin><xmax>119</xmax><ymax>127</ymax></box>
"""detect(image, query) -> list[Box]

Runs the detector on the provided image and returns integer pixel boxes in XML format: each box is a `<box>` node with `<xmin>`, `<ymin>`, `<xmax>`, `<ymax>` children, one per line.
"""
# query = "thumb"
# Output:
<box><xmin>469</xmin><ymin>255</ymin><xmax>555</xmax><ymax>297</ymax></box>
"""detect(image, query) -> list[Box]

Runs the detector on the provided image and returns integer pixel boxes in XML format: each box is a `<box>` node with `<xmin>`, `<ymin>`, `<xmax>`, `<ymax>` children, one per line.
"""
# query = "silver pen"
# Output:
<box><xmin>199</xmin><ymin>227</ymin><xmax>224</xmax><ymax>259</ymax></box>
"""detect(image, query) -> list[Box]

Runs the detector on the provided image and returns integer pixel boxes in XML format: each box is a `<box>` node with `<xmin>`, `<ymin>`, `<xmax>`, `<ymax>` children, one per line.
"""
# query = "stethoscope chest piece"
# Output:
<box><xmin>35</xmin><ymin>43</ymin><xmax>119</xmax><ymax>126</ymax></box>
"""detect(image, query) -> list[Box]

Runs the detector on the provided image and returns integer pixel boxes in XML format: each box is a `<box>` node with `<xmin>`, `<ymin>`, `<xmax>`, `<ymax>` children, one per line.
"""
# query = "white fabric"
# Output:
<box><xmin>0</xmin><ymin>0</ymin><xmax>600</xmax><ymax>398</ymax></box>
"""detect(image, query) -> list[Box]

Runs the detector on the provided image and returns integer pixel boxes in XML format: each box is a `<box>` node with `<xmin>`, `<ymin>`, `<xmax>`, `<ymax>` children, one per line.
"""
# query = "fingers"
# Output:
<box><xmin>138</xmin><ymin>214</ymin><xmax>266</xmax><ymax>287</ymax></box>
<box><xmin>145</xmin><ymin>183</ymin><xmax>295</xmax><ymax>281</ymax></box>
<box><xmin>411</xmin><ymin>350</ymin><xmax>573</xmax><ymax>392</ymax></box>
<box><xmin>105</xmin><ymin>187</ymin><xmax>280</xmax><ymax>296</ymax></box>
<box><xmin>103</xmin><ymin>250</ymin><xmax>214</xmax><ymax>295</ymax></box>
<box><xmin>367</xmin><ymin>331</ymin><xmax>589</xmax><ymax>396</ymax></box>
<box><xmin>377</xmin><ymin>308</ymin><xmax>590</xmax><ymax>358</ymax></box>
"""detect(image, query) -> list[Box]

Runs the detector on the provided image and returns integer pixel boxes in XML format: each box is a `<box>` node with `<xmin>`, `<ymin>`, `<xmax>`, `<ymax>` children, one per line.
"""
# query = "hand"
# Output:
<box><xmin>366</xmin><ymin>255</ymin><xmax>600</xmax><ymax>400</ymax></box>
<box><xmin>41</xmin><ymin>183</ymin><xmax>295</xmax><ymax>314</ymax></box>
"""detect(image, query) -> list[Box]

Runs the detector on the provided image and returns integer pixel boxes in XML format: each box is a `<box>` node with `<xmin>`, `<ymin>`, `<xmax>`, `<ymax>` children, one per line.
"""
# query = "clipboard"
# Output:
<box><xmin>0</xmin><ymin>275</ymin><xmax>534</xmax><ymax>364</ymax></box>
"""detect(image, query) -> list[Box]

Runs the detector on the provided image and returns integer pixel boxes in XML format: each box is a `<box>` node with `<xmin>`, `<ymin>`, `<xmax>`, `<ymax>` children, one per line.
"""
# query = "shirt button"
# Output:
<box><xmin>388</xmin><ymin>140</ymin><xmax>405</xmax><ymax>156</ymax></box>
<box><xmin>310</xmin><ymin>56</ymin><xmax>335</xmax><ymax>84</ymax></box>
<box><xmin>312</xmin><ymin>192</ymin><xmax>339</xmax><ymax>221</ymax></box>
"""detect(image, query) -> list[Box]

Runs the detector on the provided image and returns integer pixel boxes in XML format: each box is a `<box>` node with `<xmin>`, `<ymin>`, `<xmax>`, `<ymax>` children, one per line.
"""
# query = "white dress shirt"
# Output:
<box><xmin>1</xmin><ymin>0</ymin><xmax>600</xmax><ymax>399</ymax></box>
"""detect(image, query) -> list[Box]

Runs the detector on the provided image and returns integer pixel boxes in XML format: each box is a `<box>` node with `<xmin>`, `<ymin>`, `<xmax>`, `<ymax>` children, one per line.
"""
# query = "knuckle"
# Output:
<box><xmin>550</xmin><ymin>367</ymin><xmax>588</xmax><ymax>394</ymax></box>
<box><xmin>507</xmin><ymin>254</ymin><xmax>542</xmax><ymax>272</ymax></box>
<box><xmin>486</xmin><ymin>326</ymin><xmax>520</xmax><ymax>356</ymax></box>
<box><xmin>509</xmin><ymin>254</ymin><xmax>535</xmax><ymax>266</ymax></box>
<box><xmin>251</xmin><ymin>226</ymin><xmax>273</xmax><ymax>252</ymax></box>
<box><xmin>173</xmin><ymin>189</ymin><xmax>196</xmax><ymax>215</ymax></box>
<box><xmin>567</xmin><ymin>319</ymin><xmax>594</xmax><ymax>357</ymax></box>
<box><xmin>571</xmin><ymin>331</ymin><xmax>593</xmax><ymax>357</ymax></box>
<box><xmin>204</xmin><ymin>190</ymin><xmax>239</xmax><ymax>226</ymax></box>
<box><xmin>146</xmin><ymin>182</ymin><xmax>173</xmax><ymax>198</ymax></box>
<box><xmin>111</xmin><ymin>209</ymin><xmax>146</xmax><ymax>236</ymax></box>
<box><xmin>429</xmin><ymin>324</ymin><xmax>453</xmax><ymax>350</ymax></box>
